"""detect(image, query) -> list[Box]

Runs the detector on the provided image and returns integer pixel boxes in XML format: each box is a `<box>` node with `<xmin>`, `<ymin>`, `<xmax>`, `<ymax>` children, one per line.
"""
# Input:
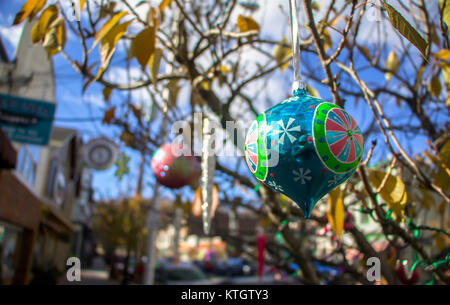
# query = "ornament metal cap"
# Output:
<box><xmin>292</xmin><ymin>79</ymin><xmax>306</xmax><ymax>95</ymax></box>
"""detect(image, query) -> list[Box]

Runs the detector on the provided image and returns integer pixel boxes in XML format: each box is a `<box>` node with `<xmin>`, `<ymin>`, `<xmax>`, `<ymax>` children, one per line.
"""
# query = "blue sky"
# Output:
<box><xmin>0</xmin><ymin>0</ymin><xmax>447</xmax><ymax>205</ymax></box>
<box><xmin>0</xmin><ymin>0</ymin><xmax>149</xmax><ymax>201</ymax></box>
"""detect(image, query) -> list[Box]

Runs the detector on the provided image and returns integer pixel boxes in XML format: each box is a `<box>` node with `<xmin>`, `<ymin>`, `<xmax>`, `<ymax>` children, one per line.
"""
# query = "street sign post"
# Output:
<box><xmin>0</xmin><ymin>93</ymin><xmax>55</xmax><ymax>146</ymax></box>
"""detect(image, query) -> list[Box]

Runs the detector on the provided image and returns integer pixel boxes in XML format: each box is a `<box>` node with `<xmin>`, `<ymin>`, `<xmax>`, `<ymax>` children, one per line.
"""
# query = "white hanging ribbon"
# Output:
<box><xmin>289</xmin><ymin>0</ymin><xmax>306</xmax><ymax>92</ymax></box>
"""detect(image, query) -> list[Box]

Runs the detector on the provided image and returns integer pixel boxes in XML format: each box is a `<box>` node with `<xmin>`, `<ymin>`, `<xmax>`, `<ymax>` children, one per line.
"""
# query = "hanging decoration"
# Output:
<box><xmin>82</xmin><ymin>137</ymin><xmax>119</xmax><ymax>170</ymax></box>
<box><xmin>151</xmin><ymin>143</ymin><xmax>200</xmax><ymax>189</ymax></box>
<box><xmin>396</xmin><ymin>260</ymin><xmax>421</xmax><ymax>285</ymax></box>
<box><xmin>257</xmin><ymin>229</ymin><xmax>266</xmax><ymax>280</ymax></box>
<box><xmin>201</xmin><ymin>117</ymin><xmax>217</xmax><ymax>234</ymax></box>
<box><xmin>243</xmin><ymin>0</ymin><xmax>364</xmax><ymax>218</ymax></box>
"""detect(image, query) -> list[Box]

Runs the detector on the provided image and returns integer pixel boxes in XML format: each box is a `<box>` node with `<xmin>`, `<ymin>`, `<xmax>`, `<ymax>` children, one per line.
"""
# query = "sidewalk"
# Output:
<box><xmin>58</xmin><ymin>257</ymin><xmax>120</xmax><ymax>285</ymax></box>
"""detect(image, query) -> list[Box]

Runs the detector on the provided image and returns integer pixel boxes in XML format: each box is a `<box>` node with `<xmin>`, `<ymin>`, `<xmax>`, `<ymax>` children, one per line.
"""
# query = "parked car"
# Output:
<box><xmin>225</xmin><ymin>258</ymin><xmax>256</xmax><ymax>277</ymax></box>
<box><xmin>221</xmin><ymin>274</ymin><xmax>301</xmax><ymax>285</ymax></box>
<box><xmin>155</xmin><ymin>262</ymin><xmax>218</xmax><ymax>285</ymax></box>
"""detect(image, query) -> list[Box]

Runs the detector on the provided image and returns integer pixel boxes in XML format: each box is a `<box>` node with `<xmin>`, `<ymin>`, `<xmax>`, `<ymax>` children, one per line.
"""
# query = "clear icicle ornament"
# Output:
<box><xmin>201</xmin><ymin>117</ymin><xmax>216</xmax><ymax>234</ymax></box>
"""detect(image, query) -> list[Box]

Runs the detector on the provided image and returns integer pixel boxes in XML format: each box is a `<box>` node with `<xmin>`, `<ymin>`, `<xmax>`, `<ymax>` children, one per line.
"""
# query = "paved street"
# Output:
<box><xmin>58</xmin><ymin>257</ymin><xmax>119</xmax><ymax>285</ymax></box>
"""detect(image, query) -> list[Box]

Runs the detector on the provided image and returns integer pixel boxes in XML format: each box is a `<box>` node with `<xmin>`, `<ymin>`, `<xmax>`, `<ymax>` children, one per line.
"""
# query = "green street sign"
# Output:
<box><xmin>0</xmin><ymin>93</ymin><xmax>55</xmax><ymax>146</ymax></box>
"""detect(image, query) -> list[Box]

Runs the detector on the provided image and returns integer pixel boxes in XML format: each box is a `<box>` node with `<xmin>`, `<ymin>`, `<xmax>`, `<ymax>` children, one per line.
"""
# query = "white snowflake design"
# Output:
<box><xmin>268</xmin><ymin>180</ymin><xmax>284</xmax><ymax>192</ymax></box>
<box><xmin>327</xmin><ymin>175</ymin><xmax>341</xmax><ymax>187</ymax></box>
<box><xmin>281</xmin><ymin>97</ymin><xmax>294</xmax><ymax>104</ymax></box>
<box><xmin>267</xmin><ymin>117</ymin><xmax>301</xmax><ymax>145</ymax></box>
<box><xmin>292</xmin><ymin>168</ymin><xmax>312</xmax><ymax>184</ymax></box>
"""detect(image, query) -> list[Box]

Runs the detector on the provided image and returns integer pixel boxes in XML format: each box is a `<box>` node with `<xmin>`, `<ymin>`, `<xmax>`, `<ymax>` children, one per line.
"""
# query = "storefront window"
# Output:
<box><xmin>0</xmin><ymin>221</ymin><xmax>22</xmax><ymax>284</ymax></box>
<box><xmin>15</xmin><ymin>144</ymin><xmax>40</xmax><ymax>188</ymax></box>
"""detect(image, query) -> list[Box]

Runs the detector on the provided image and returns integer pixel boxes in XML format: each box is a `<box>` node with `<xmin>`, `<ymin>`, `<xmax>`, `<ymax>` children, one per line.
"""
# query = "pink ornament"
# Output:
<box><xmin>151</xmin><ymin>143</ymin><xmax>200</xmax><ymax>189</ymax></box>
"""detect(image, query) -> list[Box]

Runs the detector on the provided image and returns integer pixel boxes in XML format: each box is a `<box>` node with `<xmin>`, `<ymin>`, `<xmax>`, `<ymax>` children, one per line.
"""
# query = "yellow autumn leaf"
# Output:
<box><xmin>439</xmin><ymin>0</ymin><xmax>450</xmax><ymax>30</ymax></box>
<box><xmin>438</xmin><ymin>200</ymin><xmax>446</xmax><ymax>214</ymax></box>
<box><xmin>159</xmin><ymin>0</ymin><xmax>173</xmax><ymax>12</ymax></box>
<box><xmin>103</xmin><ymin>86</ymin><xmax>112</xmax><ymax>102</ymax></box>
<box><xmin>149</xmin><ymin>47</ymin><xmax>163</xmax><ymax>86</ymax></box>
<box><xmin>98</xmin><ymin>2</ymin><xmax>117</xmax><ymax>20</ymax></box>
<box><xmin>200</xmin><ymin>80</ymin><xmax>210</xmax><ymax>90</ymax></box>
<box><xmin>128</xmin><ymin>194</ymin><xmax>142</xmax><ymax>210</ymax></box>
<box><xmin>102</xmin><ymin>107</ymin><xmax>116</xmax><ymax>124</ymax></box>
<box><xmin>357</xmin><ymin>45</ymin><xmax>372</xmax><ymax>61</ymax></box>
<box><xmin>435</xmin><ymin>234</ymin><xmax>444</xmax><ymax>251</ymax></box>
<box><xmin>129</xmin><ymin>104</ymin><xmax>142</xmax><ymax>121</ymax></box>
<box><xmin>97</xmin><ymin>20</ymin><xmax>132</xmax><ymax>79</ymax></box>
<box><xmin>311</xmin><ymin>1</ymin><xmax>321</xmax><ymax>11</ymax></box>
<box><xmin>237</xmin><ymin>15</ymin><xmax>259</xmax><ymax>33</ymax></box>
<box><xmin>381</xmin><ymin>0</ymin><xmax>428</xmax><ymax>59</ymax></box>
<box><xmin>131</xmin><ymin>27</ymin><xmax>156</xmax><ymax>70</ymax></box>
<box><xmin>441</xmin><ymin>139</ymin><xmax>450</xmax><ymax>166</ymax></box>
<box><xmin>42</xmin><ymin>17</ymin><xmax>66</xmax><ymax>57</ymax></box>
<box><xmin>219</xmin><ymin>65</ymin><xmax>230</xmax><ymax>73</ymax></box>
<box><xmin>414</xmin><ymin>66</ymin><xmax>425</xmax><ymax>91</ymax></box>
<box><xmin>327</xmin><ymin>188</ymin><xmax>344</xmax><ymax>241</ymax></box>
<box><xmin>30</xmin><ymin>4</ymin><xmax>58</xmax><ymax>44</ymax></box>
<box><xmin>272</xmin><ymin>38</ymin><xmax>291</xmax><ymax>72</ymax></box>
<box><xmin>418</xmin><ymin>188</ymin><xmax>432</xmax><ymax>210</ymax></box>
<box><xmin>13</xmin><ymin>0</ymin><xmax>46</xmax><ymax>25</ymax></box>
<box><xmin>166</xmin><ymin>79</ymin><xmax>181</xmax><ymax>106</ymax></box>
<box><xmin>147</xmin><ymin>7</ymin><xmax>158</xmax><ymax>28</ymax></box>
<box><xmin>369</xmin><ymin>169</ymin><xmax>407</xmax><ymax>222</ymax></box>
<box><xmin>428</xmin><ymin>75</ymin><xmax>442</xmax><ymax>98</ymax></box>
<box><xmin>441</xmin><ymin>63</ymin><xmax>450</xmax><ymax>89</ymax></box>
<box><xmin>394</xmin><ymin>191</ymin><xmax>408</xmax><ymax>221</ymax></box>
<box><xmin>120</xmin><ymin>130</ymin><xmax>134</xmax><ymax>147</ymax></box>
<box><xmin>307</xmin><ymin>85</ymin><xmax>320</xmax><ymax>98</ymax></box>
<box><xmin>434</xmin><ymin>49</ymin><xmax>450</xmax><ymax>61</ymax></box>
<box><xmin>92</xmin><ymin>11</ymin><xmax>128</xmax><ymax>49</ymax></box>
<box><xmin>385</xmin><ymin>51</ymin><xmax>399</xmax><ymax>82</ymax></box>
<box><xmin>423</xmin><ymin>147</ymin><xmax>450</xmax><ymax>192</ymax></box>
<box><xmin>259</xmin><ymin>217</ymin><xmax>272</xmax><ymax>228</ymax></box>
<box><xmin>430</xmin><ymin>24</ymin><xmax>440</xmax><ymax>46</ymax></box>
<box><xmin>434</xmin><ymin>166</ymin><xmax>450</xmax><ymax>192</ymax></box>
<box><xmin>322</xmin><ymin>29</ymin><xmax>332</xmax><ymax>51</ymax></box>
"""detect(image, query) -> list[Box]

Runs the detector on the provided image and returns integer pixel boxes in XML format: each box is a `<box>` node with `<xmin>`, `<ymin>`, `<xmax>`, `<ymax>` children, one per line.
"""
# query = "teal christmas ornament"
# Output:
<box><xmin>243</xmin><ymin>0</ymin><xmax>364</xmax><ymax>218</ymax></box>
<box><xmin>244</xmin><ymin>89</ymin><xmax>363</xmax><ymax>218</ymax></box>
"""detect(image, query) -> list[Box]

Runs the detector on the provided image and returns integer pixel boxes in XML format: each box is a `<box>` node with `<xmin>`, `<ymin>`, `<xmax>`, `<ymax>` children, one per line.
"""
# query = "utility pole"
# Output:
<box><xmin>143</xmin><ymin>9</ymin><xmax>180</xmax><ymax>285</ymax></box>
<box><xmin>143</xmin><ymin>183</ymin><xmax>161</xmax><ymax>285</ymax></box>
<box><xmin>173</xmin><ymin>196</ymin><xmax>183</xmax><ymax>261</ymax></box>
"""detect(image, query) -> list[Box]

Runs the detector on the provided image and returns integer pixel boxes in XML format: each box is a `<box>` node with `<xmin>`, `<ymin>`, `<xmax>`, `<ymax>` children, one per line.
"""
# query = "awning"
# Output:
<box><xmin>39</xmin><ymin>204</ymin><xmax>73</xmax><ymax>241</ymax></box>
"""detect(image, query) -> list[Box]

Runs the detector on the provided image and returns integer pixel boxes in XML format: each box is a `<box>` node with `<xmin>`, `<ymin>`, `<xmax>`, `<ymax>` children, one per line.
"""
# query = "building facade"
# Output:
<box><xmin>0</xmin><ymin>23</ymin><xmax>93</xmax><ymax>284</ymax></box>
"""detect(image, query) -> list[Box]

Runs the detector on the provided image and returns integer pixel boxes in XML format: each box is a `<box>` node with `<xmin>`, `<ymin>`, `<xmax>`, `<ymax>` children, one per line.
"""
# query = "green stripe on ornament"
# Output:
<box><xmin>254</xmin><ymin>113</ymin><xmax>268</xmax><ymax>181</ymax></box>
<box><xmin>313</xmin><ymin>103</ymin><xmax>361</xmax><ymax>174</ymax></box>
